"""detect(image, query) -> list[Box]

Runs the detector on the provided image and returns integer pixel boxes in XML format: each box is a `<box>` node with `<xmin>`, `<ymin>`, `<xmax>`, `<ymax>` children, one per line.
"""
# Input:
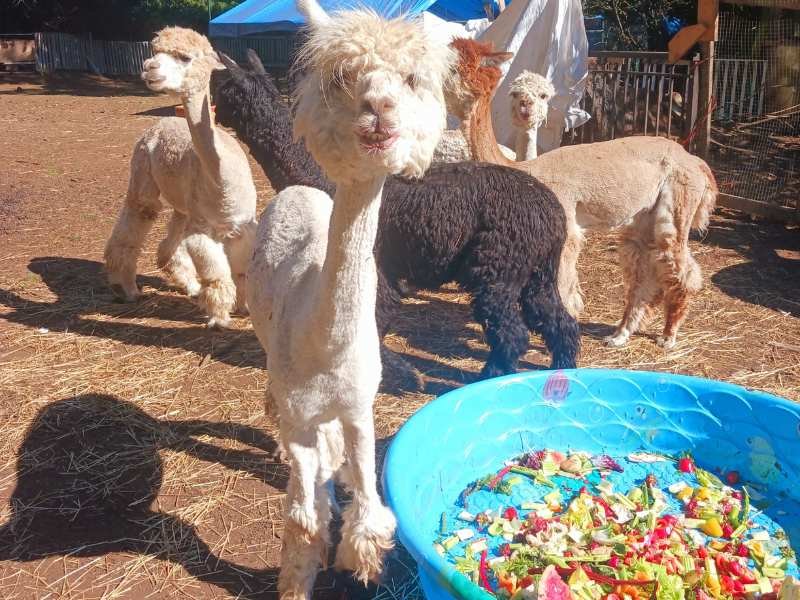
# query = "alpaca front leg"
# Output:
<box><xmin>183</xmin><ymin>231</ymin><xmax>236</xmax><ymax>328</ymax></box>
<box><xmin>105</xmin><ymin>147</ymin><xmax>161</xmax><ymax>302</ymax></box>
<box><xmin>335</xmin><ymin>418</ymin><xmax>396</xmax><ymax>585</ymax></box>
<box><xmin>223</xmin><ymin>220</ymin><xmax>257</xmax><ymax>316</ymax></box>
<box><xmin>104</xmin><ymin>204</ymin><xmax>159</xmax><ymax>302</ymax></box>
<box><xmin>157</xmin><ymin>212</ymin><xmax>200</xmax><ymax>297</ymax></box>
<box><xmin>279</xmin><ymin>425</ymin><xmax>328</xmax><ymax>599</ymax></box>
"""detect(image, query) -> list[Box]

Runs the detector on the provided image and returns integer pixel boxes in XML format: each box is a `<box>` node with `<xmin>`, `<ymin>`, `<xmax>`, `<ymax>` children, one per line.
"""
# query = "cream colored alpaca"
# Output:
<box><xmin>246</xmin><ymin>1</ymin><xmax>452</xmax><ymax>597</ymax></box>
<box><xmin>509</xmin><ymin>70</ymin><xmax>555</xmax><ymax>160</ymax></box>
<box><xmin>448</xmin><ymin>38</ymin><xmax>717</xmax><ymax>347</ymax></box>
<box><xmin>104</xmin><ymin>27</ymin><xmax>257</xmax><ymax>327</ymax></box>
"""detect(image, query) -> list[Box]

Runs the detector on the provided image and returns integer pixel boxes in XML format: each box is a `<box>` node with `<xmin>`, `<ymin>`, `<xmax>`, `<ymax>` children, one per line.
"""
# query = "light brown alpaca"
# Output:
<box><xmin>448</xmin><ymin>38</ymin><xmax>717</xmax><ymax>348</ymax></box>
<box><xmin>104</xmin><ymin>27</ymin><xmax>257</xmax><ymax>327</ymax></box>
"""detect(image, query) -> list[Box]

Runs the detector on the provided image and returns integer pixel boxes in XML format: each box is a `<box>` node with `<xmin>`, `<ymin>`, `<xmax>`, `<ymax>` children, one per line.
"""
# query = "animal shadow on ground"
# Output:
<box><xmin>0</xmin><ymin>393</ymin><xmax>398</xmax><ymax>599</ymax></box>
<box><xmin>134</xmin><ymin>105</ymin><xmax>180</xmax><ymax>118</ymax></box>
<box><xmin>0</xmin><ymin>256</ymin><xmax>494</xmax><ymax>393</ymax></box>
<box><xmin>0</xmin><ymin>256</ymin><xmax>266</xmax><ymax>369</ymax></box>
<box><xmin>0</xmin><ymin>72</ymin><xmax>153</xmax><ymax>97</ymax></box>
<box><xmin>390</xmin><ymin>292</ymin><xmax>552</xmax><ymax>395</ymax></box>
<box><xmin>704</xmin><ymin>213</ymin><xmax>800</xmax><ymax>318</ymax></box>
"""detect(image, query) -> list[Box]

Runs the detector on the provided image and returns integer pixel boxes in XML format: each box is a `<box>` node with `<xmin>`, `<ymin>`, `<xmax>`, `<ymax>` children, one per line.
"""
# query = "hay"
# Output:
<box><xmin>0</xmin><ymin>74</ymin><xmax>798</xmax><ymax>598</ymax></box>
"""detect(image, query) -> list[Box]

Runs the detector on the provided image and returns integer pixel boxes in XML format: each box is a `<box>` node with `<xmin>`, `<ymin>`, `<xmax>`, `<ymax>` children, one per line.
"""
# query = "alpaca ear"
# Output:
<box><xmin>481</xmin><ymin>51</ymin><xmax>514</xmax><ymax>68</ymax></box>
<box><xmin>209</xmin><ymin>51</ymin><xmax>227</xmax><ymax>71</ymax></box>
<box><xmin>297</xmin><ymin>0</ymin><xmax>331</xmax><ymax>27</ymax></box>
<box><xmin>218</xmin><ymin>52</ymin><xmax>245</xmax><ymax>78</ymax></box>
<box><xmin>246</xmin><ymin>49</ymin><xmax>267</xmax><ymax>74</ymax></box>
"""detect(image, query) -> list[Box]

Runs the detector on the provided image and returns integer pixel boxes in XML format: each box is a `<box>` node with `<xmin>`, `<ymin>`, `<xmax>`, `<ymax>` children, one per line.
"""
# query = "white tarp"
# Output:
<box><xmin>422</xmin><ymin>0</ymin><xmax>589</xmax><ymax>154</ymax></box>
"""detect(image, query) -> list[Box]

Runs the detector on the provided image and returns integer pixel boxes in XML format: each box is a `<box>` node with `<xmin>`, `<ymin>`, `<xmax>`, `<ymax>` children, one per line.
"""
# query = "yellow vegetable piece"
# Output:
<box><xmin>701</xmin><ymin>517</ymin><xmax>724</xmax><ymax>538</ymax></box>
<box><xmin>694</xmin><ymin>487</ymin><xmax>711</xmax><ymax>501</ymax></box>
<box><xmin>676</xmin><ymin>487</ymin><xmax>694</xmax><ymax>501</ymax></box>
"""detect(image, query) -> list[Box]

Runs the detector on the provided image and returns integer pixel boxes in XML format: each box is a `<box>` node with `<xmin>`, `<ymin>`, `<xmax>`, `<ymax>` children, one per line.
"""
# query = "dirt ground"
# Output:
<box><xmin>0</xmin><ymin>72</ymin><xmax>798</xmax><ymax>600</ymax></box>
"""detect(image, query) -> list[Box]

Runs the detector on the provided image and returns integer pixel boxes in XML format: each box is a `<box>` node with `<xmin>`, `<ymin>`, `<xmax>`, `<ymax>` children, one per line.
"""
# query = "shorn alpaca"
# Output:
<box><xmin>216</xmin><ymin>51</ymin><xmax>579</xmax><ymax>378</ymax></box>
<box><xmin>449</xmin><ymin>38</ymin><xmax>717</xmax><ymax>348</ymax></box>
<box><xmin>509</xmin><ymin>70</ymin><xmax>555</xmax><ymax>160</ymax></box>
<box><xmin>104</xmin><ymin>27</ymin><xmax>256</xmax><ymax>327</ymax></box>
<box><xmin>246</xmin><ymin>1</ymin><xmax>452</xmax><ymax>596</ymax></box>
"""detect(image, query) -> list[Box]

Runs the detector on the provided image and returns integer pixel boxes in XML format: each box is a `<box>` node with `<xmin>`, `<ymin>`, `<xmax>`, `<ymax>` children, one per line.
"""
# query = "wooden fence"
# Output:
<box><xmin>34</xmin><ymin>32</ymin><xmax>151</xmax><ymax>75</ymax></box>
<box><xmin>565</xmin><ymin>51</ymin><xmax>700</xmax><ymax>147</ymax></box>
<box><xmin>714</xmin><ymin>58</ymin><xmax>769</xmax><ymax>120</ymax></box>
<box><xmin>211</xmin><ymin>35</ymin><xmax>296</xmax><ymax>69</ymax></box>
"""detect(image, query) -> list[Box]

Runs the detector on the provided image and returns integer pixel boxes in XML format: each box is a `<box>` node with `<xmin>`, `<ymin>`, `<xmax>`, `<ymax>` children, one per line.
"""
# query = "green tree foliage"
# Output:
<box><xmin>1</xmin><ymin>0</ymin><xmax>239</xmax><ymax>40</ymax></box>
<box><xmin>583</xmin><ymin>0</ymin><xmax>696</xmax><ymax>50</ymax></box>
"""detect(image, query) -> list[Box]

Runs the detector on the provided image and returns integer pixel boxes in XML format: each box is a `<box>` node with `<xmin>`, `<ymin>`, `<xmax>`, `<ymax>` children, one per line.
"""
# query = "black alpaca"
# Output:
<box><xmin>215</xmin><ymin>51</ymin><xmax>579</xmax><ymax>377</ymax></box>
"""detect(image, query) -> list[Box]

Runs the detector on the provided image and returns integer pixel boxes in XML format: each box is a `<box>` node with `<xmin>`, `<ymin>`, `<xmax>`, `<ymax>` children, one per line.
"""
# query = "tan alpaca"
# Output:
<box><xmin>104</xmin><ymin>27</ymin><xmax>257</xmax><ymax>327</ymax></box>
<box><xmin>448</xmin><ymin>39</ymin><xmax>717</xmax><ymax>348</ymax></box>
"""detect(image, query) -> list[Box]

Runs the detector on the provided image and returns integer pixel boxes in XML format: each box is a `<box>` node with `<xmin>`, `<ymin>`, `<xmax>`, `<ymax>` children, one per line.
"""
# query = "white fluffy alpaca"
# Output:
<box><xmin>104</xmin><ymin>27</ymin><xmax>257</xmax><ymax>327</ymax></box>
<box><xmin>509</xmin><ymin>70</ymin><xmax>555</xmax><ymax>160</ymax></box>
<box><xmin>246</xmin><ymin>1</ymin><xmax>452</xmax><ymax>597</ymax></box>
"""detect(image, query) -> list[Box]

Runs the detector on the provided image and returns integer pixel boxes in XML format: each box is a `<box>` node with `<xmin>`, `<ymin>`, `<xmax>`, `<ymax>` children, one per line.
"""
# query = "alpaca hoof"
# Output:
<box><xmin>656</xmin><ymin>335</ymin><xmax>676</xmax><ymax>350</ymax></box>
<box><xmin>551</xmin><ymin>357</ymin><xmax>577</xmax><ymax>370</ymax></box>
<box><xmin>336</xmin><ymin>503</ymin><xmax>396</xmax><ymax>584</ymax></box>
<box><xmin>206</xmin><ymin>315</ymin><xmax>231</xmax><ymax>329</ymax></box>
<box><xmin>271</xmin><ymin>440</ymin><xmax>288</xmax><ymax>462</ymax></box>
<box><xmin>604</xmin><ymin>332</ymin><xmax>629</xmax><ymax>348</ymax></box>
<box><xmin>478</xmin><ymin>364</ymin><xmax>508</xmax><ymax>381</ymax></box>
<box><xmin>185</xmin><ymin>280</ymin><xmax>202</xmax><ymax>297</ymax></box>
<box><xmin>110</xmin><ymin>283</ymin><xmax>141</xmax><ymax>303</ymax></box>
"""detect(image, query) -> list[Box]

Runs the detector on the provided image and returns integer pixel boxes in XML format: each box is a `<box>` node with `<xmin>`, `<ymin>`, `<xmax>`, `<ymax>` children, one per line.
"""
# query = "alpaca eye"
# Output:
<box><xmin>405</xmin><ymin>74</ymin><xmax>418</xmax><ymax>90</ymax></box>
<box><xmin>540</xmin><ymin>93</ymin><xmax>548</xmax><ymax>99</ymax></box>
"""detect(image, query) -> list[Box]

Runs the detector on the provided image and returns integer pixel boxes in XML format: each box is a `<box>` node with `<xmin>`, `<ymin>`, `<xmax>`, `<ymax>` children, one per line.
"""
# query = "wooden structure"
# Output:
<box><xmin>667</xmin><ymin>0</ymin><xmax>800</xmax><ymax>222</ymax></box>
<box><xmin>35</xmin><ymin>32</ymin><xmax>151</xmax><ymax>75</ymax></box>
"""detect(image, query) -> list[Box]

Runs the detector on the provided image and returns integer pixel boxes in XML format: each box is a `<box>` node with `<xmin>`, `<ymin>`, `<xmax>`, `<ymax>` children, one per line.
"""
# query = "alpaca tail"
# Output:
<box><xmin>691</xmin><ymin>159</ymin><xmax>718</xmax><ymax>233</ymax></box>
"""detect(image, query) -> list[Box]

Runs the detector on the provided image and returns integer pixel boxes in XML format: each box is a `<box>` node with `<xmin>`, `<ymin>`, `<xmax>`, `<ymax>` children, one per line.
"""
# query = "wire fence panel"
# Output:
<box><xmin>709</xmin><ymin>5</ymin><xmax>800</xmax><ymax>219</ymax></box>
<box><xmin>563</xmin><ymin>51</ymin><xmax>699</xmax><ymax>146</ymax></box>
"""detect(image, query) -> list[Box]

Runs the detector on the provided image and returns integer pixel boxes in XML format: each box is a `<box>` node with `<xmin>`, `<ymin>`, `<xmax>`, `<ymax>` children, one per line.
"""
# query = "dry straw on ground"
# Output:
<box><xmin>0</xmin><ymin>72</ymin><xmax>797</xmax><ymax>599</ymax></box>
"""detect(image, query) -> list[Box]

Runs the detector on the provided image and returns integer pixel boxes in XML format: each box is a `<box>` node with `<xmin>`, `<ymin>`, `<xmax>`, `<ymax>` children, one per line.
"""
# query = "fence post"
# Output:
<box><xmin>695</xmin><ymin>40</ymin><xmax>715</xmax><ymax>158</ymax></box>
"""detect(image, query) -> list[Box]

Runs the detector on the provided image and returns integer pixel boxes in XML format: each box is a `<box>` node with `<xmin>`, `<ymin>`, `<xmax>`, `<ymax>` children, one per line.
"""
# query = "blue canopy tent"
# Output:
<box><xmin>209</xmin><ymin>0</ymin><xmax>500</xmax><ymax>36</ymax></box>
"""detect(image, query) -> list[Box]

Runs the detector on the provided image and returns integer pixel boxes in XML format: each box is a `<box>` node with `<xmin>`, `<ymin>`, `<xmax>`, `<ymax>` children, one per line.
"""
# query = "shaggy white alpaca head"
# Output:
<box><xmin>142</xmin><ymin>27</ymin><xmax>222</xmax><ymax>97</ymax></box>
<box><xmin>293</xmin><ymin>0</ymin><xmax>454</xmax><ymax>183</ymax></box>
<box><xmin>509</xmin><ymin>71</ymin><xmax>554</xmax><ymax>131</ymax></box>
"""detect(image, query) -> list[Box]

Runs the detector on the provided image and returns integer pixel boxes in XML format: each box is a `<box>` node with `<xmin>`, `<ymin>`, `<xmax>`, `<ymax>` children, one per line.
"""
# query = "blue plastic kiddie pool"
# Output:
<box><xmin>383</xmin><ymin>369</ymin><xmax>800</xmax><ymax>600</ymax></box>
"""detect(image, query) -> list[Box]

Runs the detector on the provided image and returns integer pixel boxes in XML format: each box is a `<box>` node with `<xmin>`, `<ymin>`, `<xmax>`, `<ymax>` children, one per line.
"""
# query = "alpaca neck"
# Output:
<box><xmin>514</xmin><ymin>125</ymin><xmax>539</xmax><ymax>161</ymax></box>
<box><xmin>227</xmin><ymin>84</ymin><xmax>335</xmax><ymax>196</ymax></box>
<box><xmin>309</xmin><ymin>176</ymin><xmax>385</xmax><ymax>355</ymax></box>
<box><xmin>181</xmin><ymin>87</ymin><xmax>223</xmax><ymax>177</ymax></box>
<box><xmin>465</xmin><ymin>95</ymin><xmax>515</xmax><ymax>167</ymax></box>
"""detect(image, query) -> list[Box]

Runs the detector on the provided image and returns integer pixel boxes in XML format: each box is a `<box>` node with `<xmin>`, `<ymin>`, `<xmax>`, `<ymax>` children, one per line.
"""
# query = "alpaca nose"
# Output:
<box><xmin>362</xmin><ymin>97</ymin><xmax>396</xmax><ymax>118</ymax></box>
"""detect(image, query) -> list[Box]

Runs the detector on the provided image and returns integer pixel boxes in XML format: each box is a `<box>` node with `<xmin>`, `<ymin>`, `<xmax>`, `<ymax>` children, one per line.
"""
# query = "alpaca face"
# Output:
<box><xmin>293</xmin><ymin>10</ymin><xmax>453</xmax><ymax>183</ymax></box>
<box><xmin>143</xmin><ymin>27</ymin><xmax>221</xmax><ymax>97</ymax></box>
<box><xmin>509</xmin><ymin>72</ymin><xmax>554</xmax><ymax>131</ymax></box>
<box><xmin>142</xmin><ymin>52</ymin><xmax>192</xmax><ymax>94</ymax></box>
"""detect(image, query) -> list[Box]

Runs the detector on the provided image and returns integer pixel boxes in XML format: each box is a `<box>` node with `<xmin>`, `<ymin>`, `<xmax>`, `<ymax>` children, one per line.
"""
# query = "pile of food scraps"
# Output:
<box><xmin>435</xmin><ymin>450</ymin><xmax>798</xmax><ymax>600</ymax></box>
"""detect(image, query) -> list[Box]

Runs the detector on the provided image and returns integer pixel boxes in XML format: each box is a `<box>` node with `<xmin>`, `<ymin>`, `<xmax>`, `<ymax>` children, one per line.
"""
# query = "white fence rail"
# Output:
<box><xmin>35</xmin><ymin>32</ymin><xmax>152</xmax><ymax>75</ymax></box>
<box><xmin>714</xmin><ymin>58</ymin><xmax>769</xmax><ymax>120</ymax></box>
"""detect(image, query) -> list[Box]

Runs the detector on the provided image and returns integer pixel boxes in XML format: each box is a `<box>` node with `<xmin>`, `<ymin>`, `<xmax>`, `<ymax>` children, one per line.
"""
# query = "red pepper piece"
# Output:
<box><xmin>503</xmin><ymin>506</ymin><xmax>518</xmax><ymax>520</ymax></box>
<box><xmin>479</xmin><ymin>549</ymin><xmax>492</xmax><ymax>591</ymax></box>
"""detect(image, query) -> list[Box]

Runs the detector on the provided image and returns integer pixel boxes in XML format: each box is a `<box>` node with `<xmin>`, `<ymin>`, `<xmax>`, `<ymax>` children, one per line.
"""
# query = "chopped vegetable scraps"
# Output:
<box><xmin>437</xmin><ymin>450</ymin><xmax>797</xmax><ymax>600</ymax></box>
